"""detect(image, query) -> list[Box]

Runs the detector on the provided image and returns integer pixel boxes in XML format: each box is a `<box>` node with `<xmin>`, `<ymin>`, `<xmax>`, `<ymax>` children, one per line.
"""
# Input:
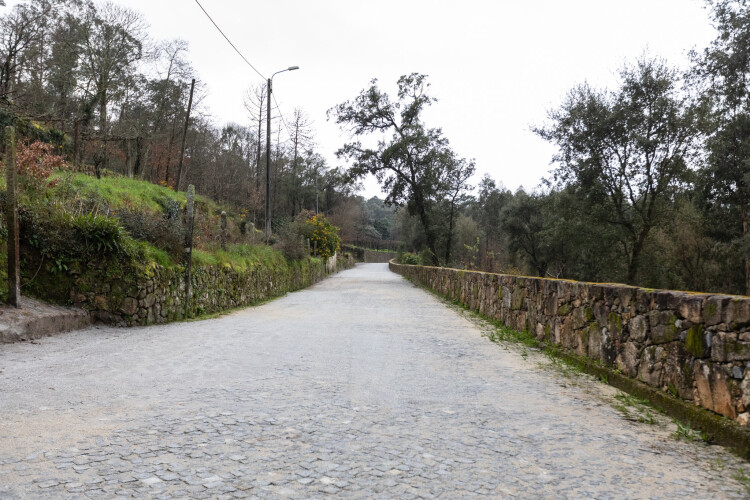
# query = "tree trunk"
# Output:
<box><xmin>98</xmin><ymin>88</ymin><xmax>107</xmax><ymax>179</ymax></box>
<box><xmin>73</xmin><ymin>120</ymin><xmax>81</xmax><ymax>168</ymax></box>
<box><xmin>414</xmin><ymin>193</ymin><xmax>439</xmax><ymax>266</ymax></box>
<box><xmin>444</xmin><ymin>202</ymin><xmax>456</xmax><ymax>264</ymax></box>
<box><xmin>743</xmin><ymin>207</ymin><xmax>750</xmax><ymax>296</ymax></box>
<box><xmin>627</xmin><ymin>225</ymin><xmax>651</xmax><ymax>285</ymax></box>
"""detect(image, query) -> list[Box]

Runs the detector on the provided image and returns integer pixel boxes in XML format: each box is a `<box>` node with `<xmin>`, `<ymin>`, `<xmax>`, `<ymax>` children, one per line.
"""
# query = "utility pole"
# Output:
<box><xmin>265</xmin><ymin>66</ymin><xmax>299</xmax><ymax>240</ymax></box>
<box><xmin>265</xmin><ymin>76</ymin><xmax>272</xmax><ymax>239</ymax></box>
<box><xmin>176</xmin><ymin>78</ymin><xmax>195</xmax><ymax>192</ymax></box>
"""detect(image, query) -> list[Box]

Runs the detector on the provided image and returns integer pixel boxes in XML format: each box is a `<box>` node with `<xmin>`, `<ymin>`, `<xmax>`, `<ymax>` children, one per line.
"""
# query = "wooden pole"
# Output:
<box><xmin>220</xmin><ymin>211</ymin><xmax>227</xmax><ymax>251</ymax></box>
<box><xmin>176</xmin><ymin>78</ymin><xmax>195</xmax><ymax>192</ymax></box>
<box><xmin>184</xmin><ymin>184</ymin><xmax>195</xmax><ymax>318</ymax></box>
<box><xmin>5</xmin><ymin>126</ymin><xmax>19</xmax><ymax>307</ymax></box>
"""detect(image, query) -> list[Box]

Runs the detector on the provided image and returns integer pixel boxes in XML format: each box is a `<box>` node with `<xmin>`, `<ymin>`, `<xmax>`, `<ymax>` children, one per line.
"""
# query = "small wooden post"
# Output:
<box><xmin>184</xmin><ymin>184</ymin><xmax>195</xmax><ymax>318</ymax></box>
<box><xmin>220</xmin><ymin>211</ymin><xmax>227</xmax><ymax>251</ymax></box>
<box><xmin>5</xmin><ymin>126</ymin><xmax>19</xmax><ymax>307</ymax></box>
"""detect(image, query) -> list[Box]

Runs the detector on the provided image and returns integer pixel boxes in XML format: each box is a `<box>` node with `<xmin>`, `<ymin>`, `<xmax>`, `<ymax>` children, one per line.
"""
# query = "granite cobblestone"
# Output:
<box><xmin>0</xmin><ymin>264</ymin><xmax>749</xmax><ymax>498</ymax></box>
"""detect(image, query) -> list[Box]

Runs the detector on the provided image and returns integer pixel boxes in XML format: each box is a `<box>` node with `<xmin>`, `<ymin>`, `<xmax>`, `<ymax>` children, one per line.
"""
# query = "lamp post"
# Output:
<box><xmin>265</xmin><ymin>65</ymin><xmax>299</xmax><ymax>239</ymax></box>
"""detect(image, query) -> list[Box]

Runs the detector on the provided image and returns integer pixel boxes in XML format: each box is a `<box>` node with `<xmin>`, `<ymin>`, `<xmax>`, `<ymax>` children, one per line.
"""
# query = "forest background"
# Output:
<box><xmin>1</xmin><ymin>0</ymin><xmax>749</xmax><ymax>296</ymax></box>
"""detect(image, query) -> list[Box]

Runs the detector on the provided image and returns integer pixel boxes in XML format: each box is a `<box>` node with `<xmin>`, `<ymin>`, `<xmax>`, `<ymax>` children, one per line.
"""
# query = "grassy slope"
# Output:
<box><xmin>2</xmin><ymin>170</ymin><xmax>297</xmax><ymax>297</ymax></box>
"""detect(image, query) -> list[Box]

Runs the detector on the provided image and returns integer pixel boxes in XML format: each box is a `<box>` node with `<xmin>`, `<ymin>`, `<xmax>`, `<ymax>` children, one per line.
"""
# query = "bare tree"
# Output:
<box><xmin>288</xmin><ymin>107</ymin><xmax>313</xmax><ymax>215</ymax></box>
<box><xmin>243</xmin><ymin>84</ymin><xmax>266</xmax><ymax>188</ymax></box>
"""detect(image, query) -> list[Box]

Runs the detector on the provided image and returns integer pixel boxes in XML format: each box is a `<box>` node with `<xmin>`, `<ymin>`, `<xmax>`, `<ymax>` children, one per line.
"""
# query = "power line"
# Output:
<box><xmin>272</xmin><ymin>94</ymin><xmax>295</xmax><ymax>143</ymax></box>
<box><xmin>193</xmin><ymin>0</ymin><xmax>265</xmax><ymax>81</ymax></box>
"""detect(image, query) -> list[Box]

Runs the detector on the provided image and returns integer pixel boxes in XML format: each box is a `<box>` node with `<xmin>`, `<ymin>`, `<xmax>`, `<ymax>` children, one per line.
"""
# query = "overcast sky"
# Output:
<box><xmin>11</xmin><ymin>0</ymin><xmax>720</xmax><ymax>197</ymax></box>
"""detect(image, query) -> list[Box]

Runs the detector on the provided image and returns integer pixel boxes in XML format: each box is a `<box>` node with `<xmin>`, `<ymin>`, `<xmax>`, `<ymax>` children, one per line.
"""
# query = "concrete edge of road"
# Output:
<box><xmin>0</xmin><ymin>296</ymin><xmax>91</xmax><ymax>344</ymax></box>
<box><xmin>395</xmin><ymin>270</ymin><xmax>750</xmax><ymax>461</ymax></box>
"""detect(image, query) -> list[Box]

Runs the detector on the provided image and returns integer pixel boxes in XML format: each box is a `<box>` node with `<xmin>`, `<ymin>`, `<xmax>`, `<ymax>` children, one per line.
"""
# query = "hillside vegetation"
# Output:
<box><xmin>0</xmin><ymin>138</ymin><xmax>340</xmax><ymax>305</ymax></box>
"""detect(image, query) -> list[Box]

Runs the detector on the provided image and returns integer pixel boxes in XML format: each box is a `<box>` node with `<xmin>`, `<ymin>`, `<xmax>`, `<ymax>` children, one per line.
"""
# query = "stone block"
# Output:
<box><xmin>635</xmin><ymin>288</ymin><xmax>654</xmax><ymax>313</ymax></box>
<box><xmin>93</xmin><ymin>295</ymin><xmax>108</xmax><ymax>310</ymax></box>
<box><xmin>742</xmin><ymin>372</ymin><xmax>750</xmax><ymax>410</ymax></box>
<box><xmin>685</xmin><ymin>324</ymin><xmax>709</xmax><ymax>358</ymax></box>
<box><xmin>587</xmin><ymin>323</ymin><xmax>606</xmax><ymax>362</ymax></box>
<box><xmin>501</xmin><ymin>286</ymin><xmax>511</xmax><ymax>310</ymax></box>
<box><xmin>703</xmin><ymin>296</ymin><xmax>725</xmax><ymax>326</ymax></box>
<box><xmin>608</xmin><ymin>312</ymin><xmax>624</xmax><ymax>340</ymax></box>
<box><xmin>143</xmin><ymin>293</ymin><xmax>156</xmax><ymax>308</ymax></box>
<box><xmin>638</xmin><ymin>345</ymin><xmax>665</xmax><ymax>388</ymax></box>
<box><xmin>711</xmin><ymin>332</ymin><xmax>750</xmax><ymax>362</ymax></box>
<box><xmin>648</xmin><ymin>310</ymin><xmax>678</xmax><ymax>344</ymax></box>
<box><xmin>616</xmin><ymin>341</ymin><xmax>640</xmax><ymax>378</ymax></box>
<box><xmin>70</xmin><ymin>291</ymin><xmax>86</xmax><ymax>305</ymax></box>
<box><xmin>662</xmin><ymin>342</ymin><xmax>695</xmax><ymax>400</ymax></box>
<box><xmin>628</xmin><ymin>315</ymin><xmax>648</xmax><ymax>343</ymax></box>
<box><xmin>724</xmin><ymin>298</ymin><xmax>750</xmax><ymax>328</ymax></box>
<box><xmin>511</xmin><ymin>287</ymin><xmax>525</xmax><ymax>311</ymax></box>
<box><xmin>571</xmin><ymin>306</ymin><xmax>592</xmax><ymax>330</ymax></box>
<box><xmin>678</xmin><ymin>296</ymin><xmax>703</xmax><ymax>323</ymax></box>
<box><xmin>618</xmin><ymin>287</ymin><xmax>634</xmax><ymax>310</ymax></box>
<box><xmin>593</xmin><ymin>301</ymin><xmax>609</xmax><ymax>328</ymax></box>
<box><xmin>535</xmin><ymin>322</ymin><xmax>546</xmax><ymax>341</ymax></box>
<box><xmin>694</xmin><ymin>360</ymin><xmax>736</xmax><ymax>419</ymax></box>
<box><xmin>120</xmin><ymin>297</ymin><xmax>138</xmax><ymax>316</ymax></box>
<box><xmin>560</xmin><ymin>316</ymin><xmax>576</xmax><ymax>351</ymax></box>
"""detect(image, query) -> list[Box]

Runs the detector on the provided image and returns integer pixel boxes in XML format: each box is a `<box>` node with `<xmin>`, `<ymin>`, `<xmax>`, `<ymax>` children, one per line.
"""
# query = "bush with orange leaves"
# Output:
<box><xmin>5</xmin><ymin>141</ymin><xmax>67</xmax><ymax>189</ymax></box>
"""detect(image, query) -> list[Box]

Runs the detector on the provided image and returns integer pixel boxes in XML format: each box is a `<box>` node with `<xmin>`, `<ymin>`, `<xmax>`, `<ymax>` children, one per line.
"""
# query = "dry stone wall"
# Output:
<box><xmin>390</xmin><ymin>261</ymin><xmax>750</xmax><ymax>425</ymax></box>
<box><xmin>54</xmin><ymin>254</ymin><xmax>354</xmax><ymax>327</ymax></box>
<box><xmin>363</xmin><ymin>249</ymin><xmax>398</xmax><ymax>263</ymax></box>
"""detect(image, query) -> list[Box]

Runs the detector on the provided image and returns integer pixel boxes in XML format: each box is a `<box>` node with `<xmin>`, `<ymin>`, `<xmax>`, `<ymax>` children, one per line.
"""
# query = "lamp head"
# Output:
<box><xmin>288</xmin><ymin>66</ymin><xmax>300</xmax><ymax>71</ymax></box>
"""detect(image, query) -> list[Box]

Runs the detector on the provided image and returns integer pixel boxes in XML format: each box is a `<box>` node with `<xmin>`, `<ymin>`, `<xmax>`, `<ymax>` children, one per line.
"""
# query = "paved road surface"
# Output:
<box><xmin>0</xmin><ymin>264</ymin><xmax>748</xmax><ymax>499</ymax></box>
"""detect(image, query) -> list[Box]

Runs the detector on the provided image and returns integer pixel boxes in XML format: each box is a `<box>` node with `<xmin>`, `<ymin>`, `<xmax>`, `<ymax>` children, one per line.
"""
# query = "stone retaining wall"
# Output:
<box><xmin>390</xmin><ymin>260</ymin><xmax>750</xmax><ymax>425</ymax></box>
<box><xmin>43</xmin><ymin>253</ymin><xmax>354</xmax><ymax>327</ymax></box>
<box><xmin>341</xmin><ymin>246</ymin><xmax>398</xmax><ymax>263</ymax></box>
<box><xmin>363</xmin><ymin>249</ymin><xmax>398</xmax><ymax>263</ymax></box>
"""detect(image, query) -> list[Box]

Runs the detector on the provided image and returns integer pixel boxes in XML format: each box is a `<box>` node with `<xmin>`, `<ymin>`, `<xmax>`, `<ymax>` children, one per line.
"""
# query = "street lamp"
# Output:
<box><xmin>265</xmin><ymin>65</ymin><xmax>299</xmax><ymax>239</ymax></box>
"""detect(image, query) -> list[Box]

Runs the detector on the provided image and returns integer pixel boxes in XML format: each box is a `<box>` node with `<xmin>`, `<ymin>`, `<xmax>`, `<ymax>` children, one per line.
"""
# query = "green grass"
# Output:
<box><xmin>732</xmin><ymin>468</ymin><xmax>750</xmax><ymax>494</ymax></box>
<box><xmin>612</xmin><ymin>393</ymin><xmax>659</xmax><ymax>425</ymax></box>
<box><xmin>192</xmin><ymin>244</ymin><xmax>287</xmax><ymax>271</ymax></box>
<box><xmin>672</xmin><ymin>421</ymin><xmax>708</xmax><ymax>442</ymax></box>
<box><xmin>56</xmin><ymin>172</ymin><xmax>187</xmax><ymax>213</ymax></box>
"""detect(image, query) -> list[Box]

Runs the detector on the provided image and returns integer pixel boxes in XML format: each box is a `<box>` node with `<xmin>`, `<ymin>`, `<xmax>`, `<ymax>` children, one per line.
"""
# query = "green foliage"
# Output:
<box><xmin>535</xmin><ymin>56</ymin><xmax>700</xmax><ymax>284</ymax></box>
<box><xmin>399</xmin><ymin>252</ymin><xmax>421</xmax><ymax>265</ymax></box>
<box><xmin>70</xmin><ymin>213</ymin><xmax>126</xmax><ymax>256</ymax></box>
<box><xmin>671</xmin><ymin>421</ymin><xmax>708</xmax><ymax>442</ymax></box>
<box><xmin>612</xmin><ymin>393</ymin><xmax>658</xmax><ymax>425</ymax></box>
<box><xmin>59</xmin><ymin>172</ymin><xmax>188</xmax><ymax>213</ymax></box>
<box><xmin>733</xmin><ymin>468</ymin><xmax>750</xmax><ymax>494</ymax></box>
<box><xmin>305</xmin><ymin>214</ymin><xmax>341</xmax><ymax>260</ymax></box>
<box><xmin>330</xmin><ymin>73</ymin><xmax>474</xmax><ymax>266</ymax></box>
<box><xmin>274</xmin><ymin>211</ymin><xmax>313</xmax><ymax>261</ymax></box>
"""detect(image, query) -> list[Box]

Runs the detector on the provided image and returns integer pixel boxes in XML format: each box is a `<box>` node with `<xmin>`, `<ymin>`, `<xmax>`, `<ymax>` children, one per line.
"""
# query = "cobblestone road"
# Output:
<box><xmin>1</xmin><ymin>264</ymin><xmax>749</xmax><ymax>499</ymax></box>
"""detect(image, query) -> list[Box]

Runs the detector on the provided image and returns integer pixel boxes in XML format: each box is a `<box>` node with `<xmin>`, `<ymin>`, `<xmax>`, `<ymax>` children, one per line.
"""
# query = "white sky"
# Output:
<box><xmin>11</xmin><ymin>0</ymin><xmax>719</xmax><ymax>197</ymax></box>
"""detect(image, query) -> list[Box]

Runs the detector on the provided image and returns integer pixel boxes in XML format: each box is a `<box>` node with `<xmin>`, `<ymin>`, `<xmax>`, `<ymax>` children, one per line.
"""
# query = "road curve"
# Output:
<box><xmin>0</xmin><ymin>263</ymin><xmax>747</xmax><ymax>499</ymax></box>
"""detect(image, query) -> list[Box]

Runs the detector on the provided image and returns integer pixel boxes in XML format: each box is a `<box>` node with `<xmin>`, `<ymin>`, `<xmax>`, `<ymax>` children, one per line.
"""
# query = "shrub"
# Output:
<box><xmin>70</xmin><ymin>213</ymin><xmax>126</xmax><ymax>256</ymax></box>
<box><xmin>9</xmin><ymin>141</ymin><xmax>66</xmax><ymax>191</ymax></box>
<box><xmin>274</xmin><ymin>222</ymin><xmax>308</xmax><ymax>260</ymax></box>
<box><xmin>400</xmin><ymin>252</ymin><xmax>421</xmax><ymax>265</ymax></box>
<box><xmin>305</xmin><ymin>214</ymin><xmax>340</xmax><ymax>260</ymax></box>
<box><xmin>115</xmin><ymin>207</ymin><xmax>184</xmax><ymax>258</ymax></box>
